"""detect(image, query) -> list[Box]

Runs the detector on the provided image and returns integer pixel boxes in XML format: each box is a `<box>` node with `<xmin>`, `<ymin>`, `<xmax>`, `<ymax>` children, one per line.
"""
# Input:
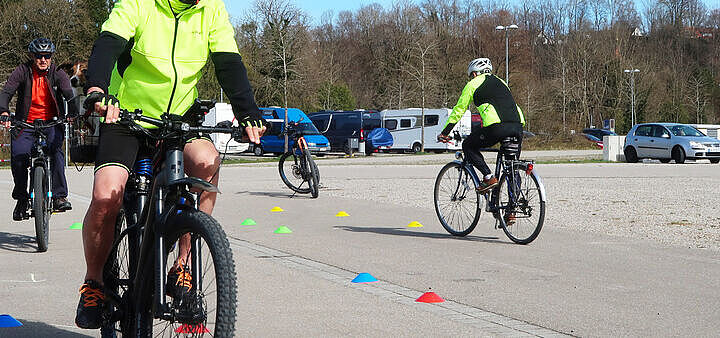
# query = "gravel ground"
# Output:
<box><xmin>311</xmin><ymin>162</ymin><xmax>720</xmax><ymax>251</ymax></box>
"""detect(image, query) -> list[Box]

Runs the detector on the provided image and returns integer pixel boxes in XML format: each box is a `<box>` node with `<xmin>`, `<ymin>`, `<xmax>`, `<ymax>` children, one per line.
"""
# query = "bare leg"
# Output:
<box><xmin>82</xmin><ymin>166</ymin><xmax>129</xmax><ymax>283</ymax></box>
<box><xmin>174</xmin><ymin>139</ymin><xmax>221</xmax><ymax>266</ymax></box>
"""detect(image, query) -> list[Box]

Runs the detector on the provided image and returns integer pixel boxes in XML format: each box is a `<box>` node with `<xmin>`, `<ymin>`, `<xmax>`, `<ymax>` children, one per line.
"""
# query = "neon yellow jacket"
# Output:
<box><xmin>101</xmin><ymin>0</ymin><xmax>239</xmax><ymax>120</ymax></box>
<box><xmin>442</xmin><ymin>74</ymin><xmax>525</xmax><ymax>135</ymax></box>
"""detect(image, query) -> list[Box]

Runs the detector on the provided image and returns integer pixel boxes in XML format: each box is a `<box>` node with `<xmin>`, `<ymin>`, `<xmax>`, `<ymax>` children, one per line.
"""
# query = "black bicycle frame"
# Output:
<box><xmin>128</xmin><ymin>136</ymin><xmax>215</xmax><ymax>321</ymax></box>
<box><xmin>453</xmin><ymin>145</ymin><xmax>519</xmax><ymax>214</ymax></box>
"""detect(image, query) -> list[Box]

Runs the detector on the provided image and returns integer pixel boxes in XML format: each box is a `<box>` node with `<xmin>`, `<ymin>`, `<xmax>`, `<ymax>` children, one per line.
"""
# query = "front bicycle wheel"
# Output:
<box><xmin>306</xmin><ymin>154</ymin><xmax>319</xmax><ymax>198</ymax></box>
<box><xmin>149</xmin><ymin>209</ymin><xmax>237</xmax><ymax>337</ymax></box>
<box><xmin>434</xmin><ymin>162</ymin><xmax>481</xmax><ymax>236</ymax></box>
<box><xmin>32</xmin><ymin>166</ymin><xmax>50</xmax><ymax>252</ymax></box>
<box><xmin>498</xmin><ymin>169</ymin><xmax>545</xmax><ymax>244</ymax></box>
<box><xmin>279</xmin><ymin>152</ymin><xmax>311</xmax><ymax>194</ymax></box>
<box><xmin>102</xmin><ymin>208</ymin><xmax>141</xmax><ymax>337</ymax></box>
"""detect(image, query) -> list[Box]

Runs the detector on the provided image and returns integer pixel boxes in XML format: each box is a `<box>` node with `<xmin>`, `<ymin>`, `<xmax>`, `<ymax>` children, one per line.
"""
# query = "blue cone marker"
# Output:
<box><xmin>0</xmin><ymin>314</ymin><xmax>22</xmax><ymax>328</ymax></box>
<box><xmin>351</xmin><ymin>273</ymin><xmax>378</xmax><ymax>283</ymax></box>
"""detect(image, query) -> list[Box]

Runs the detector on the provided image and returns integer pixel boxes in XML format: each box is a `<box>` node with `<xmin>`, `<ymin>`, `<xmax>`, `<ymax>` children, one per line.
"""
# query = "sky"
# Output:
<box><xmin>226</xmin><ymin>1</ymin><xmax>392</xmax><ymax>23</ymax></box>
<box><xmin>226</xmin><ymin>0</ymin><xmax>720</xmax><ymax>25</ymax></box>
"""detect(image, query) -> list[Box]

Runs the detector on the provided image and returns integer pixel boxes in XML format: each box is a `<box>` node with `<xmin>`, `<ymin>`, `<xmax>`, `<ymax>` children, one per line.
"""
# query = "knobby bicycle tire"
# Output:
<box><xmin>279</xmin><ymin>152</ymin><xmax>312</xmax><ymax>194</ymax></box>
<box><xmin>136</xmin><ymin>209</ymin><xmax>237</xmax><ymax>337</ymax></box>
<box><xmin>434</xmin><ymin>162</ymin><xmax>481</xmax><ymax>237</ymax></box>
<box><xmin>497</xmin><ymin>170</ymin><xmax>545</xmax><ymax>244</ymax></box>
<box><xmin>306</xmin><ymin>154</ymin><xmax>319</xmax><ymax>198</ymax></box>
<box><xmin>33</xmin><ymin>166</ymin><xmax>49</xmax><ymax>252</ymax></box>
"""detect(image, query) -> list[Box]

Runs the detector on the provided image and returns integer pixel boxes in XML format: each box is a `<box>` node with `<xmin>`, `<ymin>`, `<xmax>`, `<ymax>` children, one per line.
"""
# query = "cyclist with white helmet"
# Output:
<box><xmin>438</xmin><ymin>58</ymin><xmax>525</xmax><ymax>193</ymax></box>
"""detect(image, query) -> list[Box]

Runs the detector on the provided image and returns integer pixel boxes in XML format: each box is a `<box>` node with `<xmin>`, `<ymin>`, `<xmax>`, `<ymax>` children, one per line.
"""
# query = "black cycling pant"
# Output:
<box><xmin>462</xmin><ymin>122</ymin><xmax>523</xmax><ymax>177</ymax></box>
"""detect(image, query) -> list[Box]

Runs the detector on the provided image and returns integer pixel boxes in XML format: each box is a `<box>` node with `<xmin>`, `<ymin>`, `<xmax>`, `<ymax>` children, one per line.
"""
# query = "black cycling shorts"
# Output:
<box><xmin>94</xmin><ymin>123</ymin><xmax>213</xmax><ymax>173</ymax></box>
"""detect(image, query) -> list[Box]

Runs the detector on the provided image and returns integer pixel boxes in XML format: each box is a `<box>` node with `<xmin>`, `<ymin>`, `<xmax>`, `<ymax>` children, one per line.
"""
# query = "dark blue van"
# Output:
<box><xmin>250</xmin><ymin>107</ymin><xmax>330</xmax><ymax>156</ymax></box>
<box><xmin>307</xmin><ymin>110</ymin><xmax>382</xmax><ymax>154</ymax></box>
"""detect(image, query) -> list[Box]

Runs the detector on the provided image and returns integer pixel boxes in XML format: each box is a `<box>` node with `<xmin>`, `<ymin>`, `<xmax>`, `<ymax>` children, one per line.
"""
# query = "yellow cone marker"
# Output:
<box><xmin>407</xmin><ymin>221</ymin><xmax>424</xmax><ymax>228</ymax></box>
<box><xmin>270</xmin><ymin>207</ymin><xmax>284</xmax><ymax>212</ymax></box>
<box><xmin>336</xmin><ymin>211</ymin><xmax>350</xmax><ymax>217</ymax></box>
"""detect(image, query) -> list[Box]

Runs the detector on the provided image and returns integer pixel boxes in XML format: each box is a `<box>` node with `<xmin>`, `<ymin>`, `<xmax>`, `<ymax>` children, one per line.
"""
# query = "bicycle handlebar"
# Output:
<box><xmin>117</xmin><ymin>109</ymin><xmax>246</xmax><ymax>141</ymax></box>
<box><xmin>0</xmin><ymin>114</ymin><xmax>66</xmax><ymax>130</ymax></box>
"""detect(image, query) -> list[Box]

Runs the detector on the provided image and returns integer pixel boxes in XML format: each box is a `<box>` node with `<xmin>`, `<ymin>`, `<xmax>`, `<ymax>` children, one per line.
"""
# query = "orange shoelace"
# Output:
<box><xmin>175</xmin><ymin>266</ymin><xmax>192</xmax><ymax>290</ymax></box>
<box><xmin>79</xmin><ymin>284</ymin><xmax>105</xmax><ymax>307</ymax></box>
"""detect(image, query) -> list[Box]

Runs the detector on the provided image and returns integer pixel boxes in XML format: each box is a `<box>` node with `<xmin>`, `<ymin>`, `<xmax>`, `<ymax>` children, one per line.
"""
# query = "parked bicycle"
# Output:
<box><xmin>98</xmin><ymin>100</ymin><xmax>240</xmax><ymax>337</ymax></box>
<box><xmin>0</xmin><ymin>115</ymin><xmax>66</xmax><ymax>252</ymax></box>
<box><xmin>433</xmin><ymin>136</ymin><xmax>547</xmax><ymax>244</ymax></box>
<box><xmin>278</xmin><ymin>121</ymin><xmax>320</xmax><ymax>198</ymax></box>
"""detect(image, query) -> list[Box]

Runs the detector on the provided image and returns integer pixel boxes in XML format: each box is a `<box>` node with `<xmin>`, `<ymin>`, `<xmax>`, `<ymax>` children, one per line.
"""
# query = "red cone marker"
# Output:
<box><xmin>416</xmin><ymin>292</ymin><xmax>445</xmax><ymax>303</ymax></box>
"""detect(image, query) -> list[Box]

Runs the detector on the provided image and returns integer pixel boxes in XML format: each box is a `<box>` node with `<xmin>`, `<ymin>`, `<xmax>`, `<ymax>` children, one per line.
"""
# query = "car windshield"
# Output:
<box><xmin>290</xmin><ymin>122</ymin><xmax>320</xmax><ymax>135</ymax></box>
<box><xmin>669</xmin><ymin>125</ymin><xmax>705</xmax><ymax>137</ymax></box>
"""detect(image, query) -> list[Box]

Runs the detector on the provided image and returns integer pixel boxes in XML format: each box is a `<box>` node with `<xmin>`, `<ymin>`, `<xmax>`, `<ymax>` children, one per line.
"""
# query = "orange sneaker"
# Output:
<box><xmin>166</xmin><ymin>265</ymin><xmax>192</xmax><ymax>299</ymax></box>
<box><xmin>75</xmin><ymin>280</ymin><xmax>105</xmax><ymax>329</ymax></box>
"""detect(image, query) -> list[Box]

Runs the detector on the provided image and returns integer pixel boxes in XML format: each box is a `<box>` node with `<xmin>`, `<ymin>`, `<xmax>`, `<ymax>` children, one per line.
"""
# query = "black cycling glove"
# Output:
<box><xmin>83</xmin><ymin>91</ymin><xmax>120</xmax><ymax>113</ymax></box>
<box><xmin>238</xmin><ymin>115</ymin><xmax>266</xmax><ymax>129</ymax></box>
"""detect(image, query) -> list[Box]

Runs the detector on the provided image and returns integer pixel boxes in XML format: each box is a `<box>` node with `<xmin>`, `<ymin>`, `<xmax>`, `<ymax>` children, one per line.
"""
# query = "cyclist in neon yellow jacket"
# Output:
<box><xmin>438</xmin><ymin>58</ymin><xmax>525</xmax><ymax>193</ymax></box>
<box><xmin>76</xmin><ymin>0</ymin><xmax>266</xmax><ymax>329</ymax></box>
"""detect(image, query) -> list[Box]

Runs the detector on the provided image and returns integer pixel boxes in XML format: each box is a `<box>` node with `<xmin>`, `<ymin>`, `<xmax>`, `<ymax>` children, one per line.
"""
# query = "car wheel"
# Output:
<box><xmin>412</xmin><ymin>142</ymin><xmax>422</xmax><ymax>154</ymax></box>
<box><xmin>710</xmin><ymin>159</ymin><xmax>720</xmax><ymax>164</ymax></box>
<box><xmin>253</xmin><ymin>145</ymin><xmax>264</xmax><ymax>156</ymax></box>
<box><xmin>624</xmin><ymin>147</ymin><xmax>638</xmax><ymax>163</ymax></box>
<box><xmin>672</xmin><ymin>146</ymin><xmax>686</xmax><ymax>164</ymax></box>
<box><xmin>659</xmin><ymin>159</ymin><xmax>671</xmax><ymax>163</ymax></box>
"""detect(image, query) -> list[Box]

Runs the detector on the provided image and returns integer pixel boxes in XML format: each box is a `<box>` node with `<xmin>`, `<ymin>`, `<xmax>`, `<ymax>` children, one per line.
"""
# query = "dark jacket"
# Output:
<box><xmin>0</xmin><ymin>61</ymin><xmax>74</xmax><ymax>121</ymax></box>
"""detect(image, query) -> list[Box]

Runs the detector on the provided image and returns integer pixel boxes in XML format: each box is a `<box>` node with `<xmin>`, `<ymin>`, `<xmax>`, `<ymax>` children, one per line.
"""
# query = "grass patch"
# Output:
<box><xmin>523</xmin><ymin>134</ymin><xmax>600</xmax><ymax>150</ymax></box>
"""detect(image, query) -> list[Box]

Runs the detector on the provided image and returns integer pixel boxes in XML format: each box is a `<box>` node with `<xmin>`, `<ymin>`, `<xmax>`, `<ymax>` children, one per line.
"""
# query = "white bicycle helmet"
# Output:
<box><xmin>467</xmin><ymin>58</ymin><xmax>492</xmax><ymax>77</ymax></box>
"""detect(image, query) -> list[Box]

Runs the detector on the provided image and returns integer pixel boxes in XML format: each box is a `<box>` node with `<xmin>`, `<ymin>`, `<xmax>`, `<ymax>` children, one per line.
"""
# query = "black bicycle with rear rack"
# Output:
<box><xmin>433</xmin><ymin>136</ymin><xmax>547</xmax><ymax>244</ymax></box>
<box><xmin>98</xmin><ymin>100</ymin><xmax>240</xmax><ymax>337</ymax></box>
<box><xmin>0</xmin><ymin>115</ymin><xmax>66</xmax><ymax>252</ymax></box>
<box><xmin>278</xmin><ymin>121</ymin><xmax>320</xmax><ymax>198</ymax></box>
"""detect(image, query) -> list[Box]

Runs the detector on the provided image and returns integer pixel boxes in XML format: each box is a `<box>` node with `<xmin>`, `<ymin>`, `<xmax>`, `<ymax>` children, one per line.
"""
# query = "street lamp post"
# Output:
<box><xmin>495</xmin><ymin>24</ymin><xmax>518</xmax><ymax>84</ymax></box>
<box><xmin>624</xmin><ymin>68</ymin><xmax>640</xmax><ymax>127</ymax></box>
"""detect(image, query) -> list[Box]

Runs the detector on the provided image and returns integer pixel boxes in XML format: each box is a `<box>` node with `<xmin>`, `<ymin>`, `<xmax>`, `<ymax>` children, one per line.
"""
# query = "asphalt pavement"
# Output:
<box><xmin>0</xmin><ymin>155</ymin><xmax>718</xmax><ymax>337</ymax></box>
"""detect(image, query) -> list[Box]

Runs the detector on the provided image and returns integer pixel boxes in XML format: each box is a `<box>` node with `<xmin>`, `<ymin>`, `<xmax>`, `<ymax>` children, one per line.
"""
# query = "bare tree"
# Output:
<box><xmin>403</xmin><ymin>40</ymin><xmax>438</xmax><ymax>152</ymax></box>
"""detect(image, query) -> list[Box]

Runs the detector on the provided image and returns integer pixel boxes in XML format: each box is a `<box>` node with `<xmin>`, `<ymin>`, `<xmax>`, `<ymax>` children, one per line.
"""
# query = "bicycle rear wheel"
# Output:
<box><xmin>306</xmin><ymin>154</ymin><xmax>319</xmax><ymax>198</ymax></box>
<box><xmin>434</xmin><ymin>162</ymin><xmax>481</xmax><ymax>236</ymax></box>
<box><xmin>149</xmin><ymin>209</ymin><xmax>237</xmax><ymax>337</ymax></box>
<box><xmin>279</xmin><ymin>152</ymin><xmax>311</xmax><ymax>194</ymax></box>
<box><xmin>32</xmin><ymin>166</ymin><xmax>50</xmax><ymax>252</ymax></box>
<box><xmin>497</xmin><ymin>169</ymin><xmax>545</xmax><ymax>244</ymax></box>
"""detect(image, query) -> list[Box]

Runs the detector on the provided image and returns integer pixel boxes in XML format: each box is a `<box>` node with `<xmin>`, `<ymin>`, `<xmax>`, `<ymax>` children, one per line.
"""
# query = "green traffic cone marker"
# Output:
<box><xmin>241</xmin><ymin>218</ymin><xmax>257</xmax><ymax>226</ymax></box>
<box><xmin>274</xmin><ymin>226</ymin><xmax>292</xmax><ymax>234</ymax></box>
<box><xmin>69</xmin><ymin>222</ymin><xmax>83</xmax><ymax>230</ymax></box>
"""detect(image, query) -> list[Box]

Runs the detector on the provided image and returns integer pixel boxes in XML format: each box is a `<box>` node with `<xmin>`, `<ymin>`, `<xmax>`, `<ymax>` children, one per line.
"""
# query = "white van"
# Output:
<box><xmin>381</xmin><ymin>108</ymin><xmax>471</xmax><ymax>153</ymax></box>
<box><xmin>202</xmin><ymin>102</ymin><xmax>250</xmax><ymax>154</ymax></box>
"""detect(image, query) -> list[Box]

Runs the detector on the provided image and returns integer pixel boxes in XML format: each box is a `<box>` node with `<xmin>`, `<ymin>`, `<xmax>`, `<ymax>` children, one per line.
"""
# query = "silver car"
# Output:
<box><xmin>624</xmin><ymin>123</ymin><xmax>720</xmax><ymax>164</ymax></box>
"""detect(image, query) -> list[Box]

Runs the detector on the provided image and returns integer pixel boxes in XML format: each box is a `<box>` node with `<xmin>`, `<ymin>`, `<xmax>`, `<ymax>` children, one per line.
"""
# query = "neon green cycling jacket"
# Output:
<box><xmin>102</xmin><ymin>0</ymin><xmax>239</xmax><ymax>121</ymax></box>
<box><xmin>442</xmin><ymin>73</ymin><xmax>525</xmax><ymax>135</ymax></box>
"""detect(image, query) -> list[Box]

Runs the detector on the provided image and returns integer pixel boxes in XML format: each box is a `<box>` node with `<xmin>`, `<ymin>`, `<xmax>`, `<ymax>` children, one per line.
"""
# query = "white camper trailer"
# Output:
<box><xmin>202</xmin><ymin>102</ymin><xmax>249</xmax><ymax>154</ymax></box>
<box><xmin>381</xmin><ymin>108</ymin><xmax>471</xmax><ymax>153</ymax></box>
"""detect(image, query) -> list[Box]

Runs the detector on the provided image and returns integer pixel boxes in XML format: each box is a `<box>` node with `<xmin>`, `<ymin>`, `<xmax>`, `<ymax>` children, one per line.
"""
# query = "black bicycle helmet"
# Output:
<box><xmin>28</xmin><ymin>38</ymin><xmax>56</xmax><ymax>54</ymax></box>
